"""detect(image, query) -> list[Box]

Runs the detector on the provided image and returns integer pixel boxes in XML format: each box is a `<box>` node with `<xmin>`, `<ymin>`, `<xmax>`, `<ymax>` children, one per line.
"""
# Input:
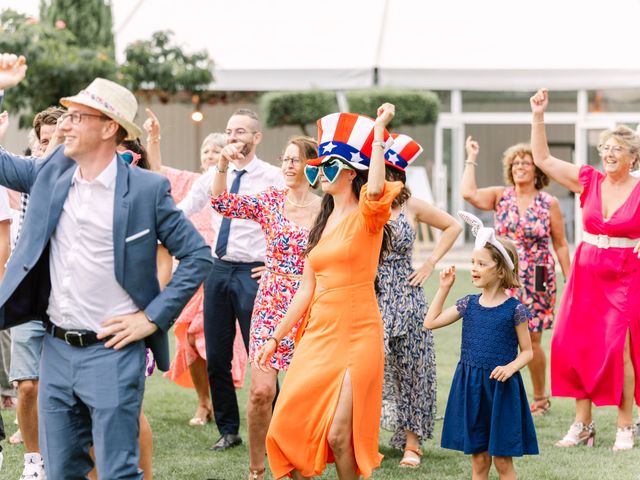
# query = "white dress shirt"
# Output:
<box><xmin>178</xmin><ymin>156</ymin><xmax>283</xmax><ymax>263</ymax></box>
<box><xmin>47</xmin><ymin>158</ymin><xmax>138</xmax><ymax>332</ymax></box>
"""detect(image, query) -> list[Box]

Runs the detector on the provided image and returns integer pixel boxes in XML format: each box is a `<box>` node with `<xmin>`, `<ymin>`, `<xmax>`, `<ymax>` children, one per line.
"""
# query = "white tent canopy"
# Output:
<box><xmin>7</xmin><ymin>0</ymin><xmax>640</xmax><ymax>91</ymax></box>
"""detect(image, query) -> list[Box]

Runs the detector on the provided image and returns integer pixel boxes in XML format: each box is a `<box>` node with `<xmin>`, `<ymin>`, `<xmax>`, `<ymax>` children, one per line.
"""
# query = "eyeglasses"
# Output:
<box><xmin>512</xmin><ymin>160</ymin><xmax>533</xmax><ymax>168</ymax></box>
<box><xmin>224</xmin><ymin>128</ymin><xmax>256</xmax><ymax>137</ymax></box>
<box><xmin>60</xmin><ymin>112</ymin><xmax>110</xmax><ymax>125</ymax></box>
<box><xmin>120</xmin><ymin>149</ymin><xmax>142</xmax><ymax>167</ymax></box>
<box><xmin>304</xmin><ymin>158</ymin><xmax>354</xmax><ymax>186</ymax></box>
<box><xmin>280</xmin><ymin>156</ymin><xmax>302</xmax><ymax>166</ymax></box>
<box><xmin>598</xmin><ymin>145</ymin><xmax>627</xmax><ymax>156</ymax></box>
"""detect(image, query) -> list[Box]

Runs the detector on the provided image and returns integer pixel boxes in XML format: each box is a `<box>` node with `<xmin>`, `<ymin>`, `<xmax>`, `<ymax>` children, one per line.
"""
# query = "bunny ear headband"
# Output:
<box><xmin>457</xmin><ymin>211</ymin><xmax>515</xmax><ymax>271</ymax></box>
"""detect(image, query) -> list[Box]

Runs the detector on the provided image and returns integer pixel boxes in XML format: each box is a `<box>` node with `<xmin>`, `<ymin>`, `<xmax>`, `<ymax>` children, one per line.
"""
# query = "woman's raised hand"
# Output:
<box><xmin>530</xmin><ymin>88</ymin><xmax>549</xmax><ymax>114</ymax></box>
<box><xmin>0</xmin><ymin>53</ymin><xmax>27</xmax><ymax>90</ymax></box>
<box><xmin>439</xmin><ymin>265</ymin><xmax>456</xmax><ymax>288</ymax></box>
<box><xmin>465</xmin><ymin>136</ymin><xmax>479</xmax><ymax>158</ymax></box>
<box><xmin>143</xmin><ymin>108</ymin><xmax>161</xmax><ymax>140</ymax></box>
<box><xmin>375</xmin><ymin>103</ymin><xmax>395</xmax><ymax>128</ymax></box>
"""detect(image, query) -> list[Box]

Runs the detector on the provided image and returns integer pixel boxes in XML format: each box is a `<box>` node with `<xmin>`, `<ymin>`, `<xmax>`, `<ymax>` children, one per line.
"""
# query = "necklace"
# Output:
<box><xmin>286</xmin><ymin>193</ymin><xmax>317</xmax><ymax>208</ymax></box>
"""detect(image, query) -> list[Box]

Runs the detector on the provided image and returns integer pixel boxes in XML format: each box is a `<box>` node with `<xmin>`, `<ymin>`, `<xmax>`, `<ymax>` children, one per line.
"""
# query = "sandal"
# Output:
<box><xmin>555</xmin><ymin>422</ymin><xmax>595</xmax><ymax>448</ymax></box>
<box><xmin>9</xmin><ymin>429</ymin><xmax>23</xmax><ymax>445</ymax></box>
<box><xmin>530</xmin><ymin>396</ymin><xmax>551</xmax><ymax>417</ymax></box>
<box><xmin>189</xmin><ymin>405</ymin><xmax>213</xmax><ymax>426</ymax></box>
<box><xmin>612</xmin><ymin>425</ymin><xmax>635</xmax><ymax>451</ymax></box>
<box><xmin>399</xmin><ymin>446</ymin><xmax>422</xmax><ymax>468</ymax></box>
<box><xmin>248</xmin><ymin>467</ymin><xmax>266</xmax><ymax>480</ymax></box>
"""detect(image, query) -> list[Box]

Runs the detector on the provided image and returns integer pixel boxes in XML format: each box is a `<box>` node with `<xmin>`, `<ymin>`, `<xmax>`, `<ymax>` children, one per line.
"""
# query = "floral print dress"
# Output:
<box><xmin>377</xmin><ymin>209</ymin><xmax>437</xmax><ymax>449</ymax></box>
<box><xmin>494</xmin><ymin>187</ymin><xmax>556</xmax><ymax>332</ymax></box>
<box><xmin>212</xmin><ymin>188</ymin><xmax>308</xmax><ymax>370</ymax></box>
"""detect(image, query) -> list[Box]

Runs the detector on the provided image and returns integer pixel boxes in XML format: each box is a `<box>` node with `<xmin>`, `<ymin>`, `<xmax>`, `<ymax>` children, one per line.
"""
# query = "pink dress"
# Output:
<box><xmin>161</xmin><ymin>167</ymin><xmax>247</xmax><ymax>389</ymax></box>
<box><xmin>211</xmin><ymin>188</ymin><xmax>308</xmax><ymax>370</ymax></box>
<box><xmin>551</xmin><ymin>165</ymin><xmax>640</xmax><ymax>406</ymax></box>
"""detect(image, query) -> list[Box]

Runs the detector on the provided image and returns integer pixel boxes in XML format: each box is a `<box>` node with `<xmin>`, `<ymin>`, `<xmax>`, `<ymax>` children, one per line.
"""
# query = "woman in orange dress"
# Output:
<box><xmin>258</xmin><ymin>104</ymin><xmax>400</xmax><ymax>479</ymax></box>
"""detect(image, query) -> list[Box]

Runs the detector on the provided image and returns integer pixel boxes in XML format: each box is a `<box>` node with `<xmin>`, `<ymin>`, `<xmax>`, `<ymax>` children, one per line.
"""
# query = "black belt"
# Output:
<box><xmin>45</xmin><ymin>322</ymin><xmax>105</xmax><ymax>347</ymax></box>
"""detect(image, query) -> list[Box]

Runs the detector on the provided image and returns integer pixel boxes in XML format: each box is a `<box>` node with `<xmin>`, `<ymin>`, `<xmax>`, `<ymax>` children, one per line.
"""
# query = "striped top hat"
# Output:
<box><xmin>384</xmin><ymin>133</ymin><xmax>423</xmax><ymax>171</ymax></box>
<box><xmin>309</xmin><ymin>112</ymin><xmax>390</xmax><ymax>170</ymax></box>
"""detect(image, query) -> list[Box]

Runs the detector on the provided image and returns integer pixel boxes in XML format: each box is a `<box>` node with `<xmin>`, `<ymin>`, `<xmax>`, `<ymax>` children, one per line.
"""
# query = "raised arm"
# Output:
<box><xmin>424</xmin><ymin>266</ymin><xmax>462</xmax><ymax>330</ymax></box>
<box><xmin>367</xmin><ymin>103</ymin><xmax>394</xmax><ymax>200</ymax></box>
<box><xmin>0</xmin><ymin>53</ymin><xmax>27</xmax><ymax>90</ymax></box>
<box><xmin>460</xmin><ymin>136</ymin><xmax>504</xmax><ymax>210</ymax></box>
<box><xmin>406</xmin><ymin>197</ymin><xmax>462</xmax><ymax>286</ymax></box>
<box><xmin>212</xmin><ymin>141</ymin><xmax>243</xmax><ymax>197</ymax></box>
<box><xmin>530</xmin><ymin>89</ymin><xmax>581</xmax><ymax>193</ymax></box>
<box><xmin>549</xmin><ymin>197</ymin><xmax>571</xmax><ymax>279</ymax></box>
<box><xmin>143</xmin><ymin>108</ymin><xmax>162</xmax><ymax>172</ymax></box>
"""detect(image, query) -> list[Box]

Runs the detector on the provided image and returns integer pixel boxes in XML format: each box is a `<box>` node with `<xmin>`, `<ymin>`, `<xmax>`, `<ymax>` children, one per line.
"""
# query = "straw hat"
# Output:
<box><xmin>60</xmin><ymin>78</ymin><xmax>142</xmax><ymax>140</ymax></box>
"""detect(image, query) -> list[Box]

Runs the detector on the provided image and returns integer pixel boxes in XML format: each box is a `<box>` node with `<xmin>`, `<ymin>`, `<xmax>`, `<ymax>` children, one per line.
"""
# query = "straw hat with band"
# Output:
<box><xmin>60</xmin><ymin>78</ymin><xmax>142</xmax><ymax>140</ymax></box>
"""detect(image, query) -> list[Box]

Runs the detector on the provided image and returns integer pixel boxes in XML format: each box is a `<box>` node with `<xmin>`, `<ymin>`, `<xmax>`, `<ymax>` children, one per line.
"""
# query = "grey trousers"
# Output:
<box><xmin>0</xmin><ymin>330</ymin><xmax>15</xmax><ymax>397</ymax></box>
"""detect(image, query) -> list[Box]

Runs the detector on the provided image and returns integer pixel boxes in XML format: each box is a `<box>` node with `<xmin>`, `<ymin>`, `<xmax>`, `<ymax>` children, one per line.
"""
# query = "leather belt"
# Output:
<box><xmin>582</xmin><ymin>231</ymin><xmax>639</xmax><ymax>249</ymax></box>
<box><xmin>45</xmin><ymin>322</ymin><xmax>106</xmax><ymax>347</ymax></box>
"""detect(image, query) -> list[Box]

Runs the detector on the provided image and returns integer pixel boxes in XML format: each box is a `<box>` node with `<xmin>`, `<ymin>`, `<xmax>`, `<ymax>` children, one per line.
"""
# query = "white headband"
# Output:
<box><xmin>457</xmin><ymin>211</ymin><xmax>515</xmax><ymax>271</ymax></box>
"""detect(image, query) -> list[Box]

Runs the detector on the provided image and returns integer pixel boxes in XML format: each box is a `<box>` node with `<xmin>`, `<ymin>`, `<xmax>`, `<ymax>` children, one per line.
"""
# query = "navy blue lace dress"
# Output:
<box><xmin>441</xmin><ymin>294</ymin><xmax>538</xmax><ymax>457</ymax></box>
<box><xmin>377</xmin><ymin>211</ymin><xmax>437</xmax><ymax>449</ymax></box>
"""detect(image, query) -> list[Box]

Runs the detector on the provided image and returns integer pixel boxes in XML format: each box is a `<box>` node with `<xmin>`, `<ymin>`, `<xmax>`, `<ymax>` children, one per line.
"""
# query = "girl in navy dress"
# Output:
<box><xmin>424</xmin><ymin>211</ymin><xmax>538</xmax><ymax>480</ymax></box>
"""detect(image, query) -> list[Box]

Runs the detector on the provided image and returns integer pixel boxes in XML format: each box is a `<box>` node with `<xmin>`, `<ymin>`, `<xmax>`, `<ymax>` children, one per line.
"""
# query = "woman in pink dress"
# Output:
<box><xmin>211</xmin><ymin>136</ymin><xmax>320</xmax><ymax>480</ymax></box>
<box><xmin>531</xmin><ymin>89</ymin><xmax>640</xmax><ymax>451</ymax></box>
<box><xmin>143</xmin><ymin>110</ymin><xmax>247</xmax><ymax>426</ymax></box>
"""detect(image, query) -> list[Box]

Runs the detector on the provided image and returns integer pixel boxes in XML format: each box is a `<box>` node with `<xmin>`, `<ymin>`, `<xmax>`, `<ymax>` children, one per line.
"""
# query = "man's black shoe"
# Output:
<box><xmin>210</xmin><ymin>433</ymin><xmax>242</xmax><ymax>451</ymax></box>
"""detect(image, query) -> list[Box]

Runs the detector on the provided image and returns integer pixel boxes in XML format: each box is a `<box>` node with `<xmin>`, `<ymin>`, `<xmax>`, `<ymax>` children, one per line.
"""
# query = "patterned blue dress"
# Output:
<box><xmin>377</xmin><ymin>211</ymin><xmax>437</xmax><ymax>450</ymax></box>
<box><xmin>441</xmin><ymin>295</ymin><xmax>538</xmax><ymax>457</ymax></box>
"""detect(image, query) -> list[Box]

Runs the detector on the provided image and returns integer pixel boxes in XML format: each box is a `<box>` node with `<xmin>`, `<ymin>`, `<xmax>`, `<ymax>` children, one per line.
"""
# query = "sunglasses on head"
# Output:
<box><xmin>304</xmin><ymin>157</ymin><xmax>354</xmax><ymax>186</ymax></box>
<box><xmin>120</xmin><ymin>149</ymin><xmax>142</xmax><ymax>167</ymax></box>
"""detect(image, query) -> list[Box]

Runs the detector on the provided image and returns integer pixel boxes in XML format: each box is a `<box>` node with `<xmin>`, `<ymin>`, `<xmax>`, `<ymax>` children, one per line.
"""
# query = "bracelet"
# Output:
<box><xmin>372</xmin><ymin>140</ymin><xmax>386</xmax><ymax>149</ymax></box>
<box><xmin>266</xmin><ymin>336</ymin><xmax>279</xmax><ymax>346</ymax></box>
<box><xmin>465</xmin><ymin>160</ymin><xmax>477</xmax><ymax>166</ymax></box>
<box><xmin>147</xmin><ymin>136</ymin><xmax>161</xmax><ymax>143</ymax></box>
<box><xmin>426</xmin><ymin>255</ymin><xmax>438</xmax><ymax>265</ymax></box>
<box><xmin>533</xmin><ymin>121</ymin><xmax>546</xmax><ymax>125</ymax></box>
<box><xmin>215</xmin><ymin>165</ymin><xmax>228</xmax><ymax>174</ymax></box>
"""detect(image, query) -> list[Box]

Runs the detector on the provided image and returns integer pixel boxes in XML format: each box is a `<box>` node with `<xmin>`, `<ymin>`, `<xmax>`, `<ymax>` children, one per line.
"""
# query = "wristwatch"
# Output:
<box><xmin>215</xmin><ymin>164</ymin><xmax>228</xmax><ymax>174</ymax></box>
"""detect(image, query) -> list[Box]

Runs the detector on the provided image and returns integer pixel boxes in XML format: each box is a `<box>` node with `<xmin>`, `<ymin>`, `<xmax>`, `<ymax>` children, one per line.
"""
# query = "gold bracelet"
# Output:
<box><xmin>147</xmin><ymin>136</ymin><xmax>161</xmax><ymax>143</ymax></box>
<box><xmin>465</xmin><ymin>160</ymin><xmax>477</xmax><ymax>166</ymax></box>
<box><xmin>533</xmin><ymin>121</ymin><xmax>546</xmax><ymax>125</ymax></box>
<box><xmin>215</xmin><ymin>165</ymin><xmax>228</xmax><ymax>174</ymax></box>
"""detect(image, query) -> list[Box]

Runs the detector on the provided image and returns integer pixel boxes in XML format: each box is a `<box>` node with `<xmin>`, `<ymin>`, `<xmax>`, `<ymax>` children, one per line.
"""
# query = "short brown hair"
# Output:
<box><xmin>599</xmin><ymin>125</ymin><xmax>640</xmax><ymax>170</ymax></box>
<box><xmin>32</xmin><ymin>106</ymin><xmax>65</xmax><ymax>141</ymax></box>
<box><xmin>484</xmin><ymin>237</ymin><xmax>520</xmax><ymax>289</ymax></box>
<box><xmin>286</xmin><ymin>135</ymin><xmax>318</xmax><ymax>162</ymax></box>
<box><xmin>232</xmin><ymin>108</ymin><xmax>261</xmax><ymax>131</ymax></box>
<box><xmin>502</xmin><ymin>143</ymin><xmax>549</xmax><ymax>190</ymax></box>
<box><xmin>115</xmin><ymin>126</ymin><xmax>128</xmax><ymax>145</ymax></box>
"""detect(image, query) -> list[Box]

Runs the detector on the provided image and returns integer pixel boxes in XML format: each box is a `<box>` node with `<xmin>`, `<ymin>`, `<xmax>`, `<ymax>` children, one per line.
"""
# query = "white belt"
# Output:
<box><xmin>583</xmin><ymin>231</ymin><xmax>639</xmax><ymax>249</ymax></box>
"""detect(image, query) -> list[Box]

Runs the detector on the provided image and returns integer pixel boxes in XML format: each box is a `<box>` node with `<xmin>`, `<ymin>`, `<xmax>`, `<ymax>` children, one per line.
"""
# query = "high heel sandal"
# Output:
<box><xmin>555</xmin><ymin>422</ymin><xmax>595</xmax><ymax>447</ymax></box>
<box><xmin>248</xmin><ymin>467</ymin><xmax>266</xmax><ymax>480</ymax></box>
<box><xmin>612</xmin><ymin>425</ymin><xmax>635</xmax><ymax>451</ymax></box>
<box><xmin>189</xmin><ymin>405</ymin><xmax>213</xmax><ymax>426</ymax></box>
<box><xmin>530</xmin><ymin>396</ymin><xmax>551</xmax><ymax>417</ymax></box>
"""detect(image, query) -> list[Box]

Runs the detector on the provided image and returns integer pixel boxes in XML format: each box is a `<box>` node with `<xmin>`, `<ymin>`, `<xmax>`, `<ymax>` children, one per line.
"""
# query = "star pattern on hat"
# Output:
<box><xmin>388</xmin><ymin>152</ymin><xmax>400</xmax><ymax>164</ymax></box>
<box><xmin>350</xmin><ymin>151</ymin><xmax>363</xmax><ymax>163</ymax></box>
<box><xmin>323</xmin><ymin>142</ymin><xmax>337</xmax><ymax>153</ymax></box>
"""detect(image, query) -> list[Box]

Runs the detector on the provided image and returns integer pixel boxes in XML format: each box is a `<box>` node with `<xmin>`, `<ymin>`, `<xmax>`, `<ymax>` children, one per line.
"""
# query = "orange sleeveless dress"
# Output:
<box><xmin>266</xmin><ymin>181</ymin><xmax>402</xmax><ymax>479</ymax></box>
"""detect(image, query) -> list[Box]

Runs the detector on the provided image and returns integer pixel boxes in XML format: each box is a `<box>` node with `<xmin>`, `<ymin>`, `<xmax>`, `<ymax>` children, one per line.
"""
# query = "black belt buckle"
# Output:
<box><xmin>64</xmin><ymin>330</ymin><xmax>86</xmax><ymax>347</ymax></box>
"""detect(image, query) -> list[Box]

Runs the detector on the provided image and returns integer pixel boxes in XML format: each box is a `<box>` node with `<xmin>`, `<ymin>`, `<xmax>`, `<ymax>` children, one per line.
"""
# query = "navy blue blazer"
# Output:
<box><xmin>0</xmin><ymin>145</ymin><xmax>213</xmax><ymax>370</ymax></box>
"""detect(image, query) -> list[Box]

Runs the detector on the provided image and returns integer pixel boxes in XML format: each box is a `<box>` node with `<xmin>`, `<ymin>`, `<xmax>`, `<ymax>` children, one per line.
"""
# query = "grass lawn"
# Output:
<box><xmin>2</xmin><ymin>274</ymin><xmax>639</xmax><ymax>479</ymax></box>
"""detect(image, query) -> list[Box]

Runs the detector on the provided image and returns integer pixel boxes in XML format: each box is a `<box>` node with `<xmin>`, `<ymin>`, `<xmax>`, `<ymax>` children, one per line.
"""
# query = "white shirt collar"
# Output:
<box><xmin>72</xmin><ymin>155</ymin><xmax>118</xmax><ymax>189</ymax></box>
<box><xmin>231</xmin><ymin>155</ymin><xmax>260</xmax><ymax>174</ymax></box>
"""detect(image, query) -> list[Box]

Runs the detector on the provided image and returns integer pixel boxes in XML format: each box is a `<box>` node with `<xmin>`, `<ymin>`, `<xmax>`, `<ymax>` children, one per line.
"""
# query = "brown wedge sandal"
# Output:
<box><xmin>399</xmin><ymin>446</ymin><xmax>423</xmax><ymax>468</ymax></box>
<box><xmin>530</xmin><ymin>396</ymin><xmax>551</xmax><ymax>417</ymax></box>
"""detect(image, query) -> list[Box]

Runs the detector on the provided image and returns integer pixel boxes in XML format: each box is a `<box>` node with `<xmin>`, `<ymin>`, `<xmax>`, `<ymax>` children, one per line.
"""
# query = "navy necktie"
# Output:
<box><xmin>215</xmin><ymin>169</ymin><xmax>246</xmax><ymax>259</ymax></box>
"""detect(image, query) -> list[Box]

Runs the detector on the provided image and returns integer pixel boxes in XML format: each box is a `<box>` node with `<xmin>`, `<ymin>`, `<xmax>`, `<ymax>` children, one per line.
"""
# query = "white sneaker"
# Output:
<box><xmin>19</xmin><ymin>452</ymin><xmax>46</xmax><ymax>480</ymax></box>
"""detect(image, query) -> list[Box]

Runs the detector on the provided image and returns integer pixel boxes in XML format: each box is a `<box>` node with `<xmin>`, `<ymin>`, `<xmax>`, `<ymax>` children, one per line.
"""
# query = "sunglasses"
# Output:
<box><xmin>304</xmin><ymin>158</ymin><xmax>354</xmax><ymax>186</ymax></box>
<box><xmin>120</xmin><ymin>149</ymin><xmax>142</xmax><ymax>167</ymax></box>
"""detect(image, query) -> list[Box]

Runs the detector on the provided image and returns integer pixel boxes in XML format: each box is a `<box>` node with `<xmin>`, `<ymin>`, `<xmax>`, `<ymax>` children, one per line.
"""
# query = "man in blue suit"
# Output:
<box><xmin>0</xmin><ymin>53</ymin><xmax>213</xmax><ymax>479</ymax></box>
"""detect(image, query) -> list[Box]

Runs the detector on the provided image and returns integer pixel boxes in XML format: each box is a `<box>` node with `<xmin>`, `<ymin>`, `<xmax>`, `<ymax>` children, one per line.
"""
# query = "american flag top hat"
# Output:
<box><xmin>384</xmin><ymin>133</ymin><xmax>423</xmax><ymax>171</ymax></box>
<box><xmin>308</xmin><ymin>112</ymin><xmax>391</xmax><ymax>170</ymax></box>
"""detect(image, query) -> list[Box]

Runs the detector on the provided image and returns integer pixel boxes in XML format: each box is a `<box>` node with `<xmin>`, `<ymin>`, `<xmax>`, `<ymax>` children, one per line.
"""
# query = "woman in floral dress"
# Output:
<box><xmin>377</xmin><ymin>134</ymin><xmax>462</xmax><ymax>467</ymax></box>
<box><xmin>461</xmin><ymin>137</ymin><xmax>571</xmax><ymax>416</ymax></box>
<box><xmin>211</xmin><ymin>136</ymin><xmax>320</xmax><ymax>480</ymax></box>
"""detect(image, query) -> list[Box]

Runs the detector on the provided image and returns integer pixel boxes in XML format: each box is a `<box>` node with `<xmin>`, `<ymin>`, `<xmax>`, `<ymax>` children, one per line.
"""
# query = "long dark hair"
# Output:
<box><xmin>305</xmin><ymin>169</ymin><xmax>392</xmax><ymax>265</ymax></box>
<box><xmin>385</xmin><ymin>165</ymin><xmax>411</xmax><ymax>208</ymax></box>
<box><xmin>121</xmin><ymin>138</ymin><xmax>150</xmax><ymax>170</ymax></box>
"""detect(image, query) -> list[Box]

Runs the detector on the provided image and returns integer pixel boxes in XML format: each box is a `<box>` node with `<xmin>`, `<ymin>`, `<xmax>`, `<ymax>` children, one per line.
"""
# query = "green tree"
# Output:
<box><xmin>119</xmin><ymin>30</ymin><xmax>213</xmax><ymax>98</ymax></box>
<box><xmin>346</xmin><ymin>89</ymin><xmax>439</xmax><ymax>127</ymax></box>
<box><xmin>39</xmin><ymin>0</ymin><xmax>115</xmax><ymax>55</ymax></box>
<box><xmin>0</xmin><ymin>9</ymin><xmax>117</xmax><ymax>127</ymax></box>
<box><xmin>260</xmin><ymin>91</ymin><xmax>338</xmax><ymax>136</ymax></box>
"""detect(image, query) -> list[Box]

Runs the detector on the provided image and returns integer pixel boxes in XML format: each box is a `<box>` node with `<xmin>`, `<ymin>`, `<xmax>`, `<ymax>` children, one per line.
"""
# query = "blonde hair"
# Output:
<box><xmin>201</xmin><ymin>132</ymin><xmax>227</xmax><ymax>151</ymax></box>
<box><xmin>502</xmin><ymin>143</ymin><xmax>549</xmax><ymax>190</ymax></box>
<box><xmin>483</xmin><ymin>237</ymin><xmax>520</xmax><ymax>289</ymax></box>
<box><xmin>599</xmin><ymin>125</ymin><xmax>640</xmax><ymax>170</ymax></box>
